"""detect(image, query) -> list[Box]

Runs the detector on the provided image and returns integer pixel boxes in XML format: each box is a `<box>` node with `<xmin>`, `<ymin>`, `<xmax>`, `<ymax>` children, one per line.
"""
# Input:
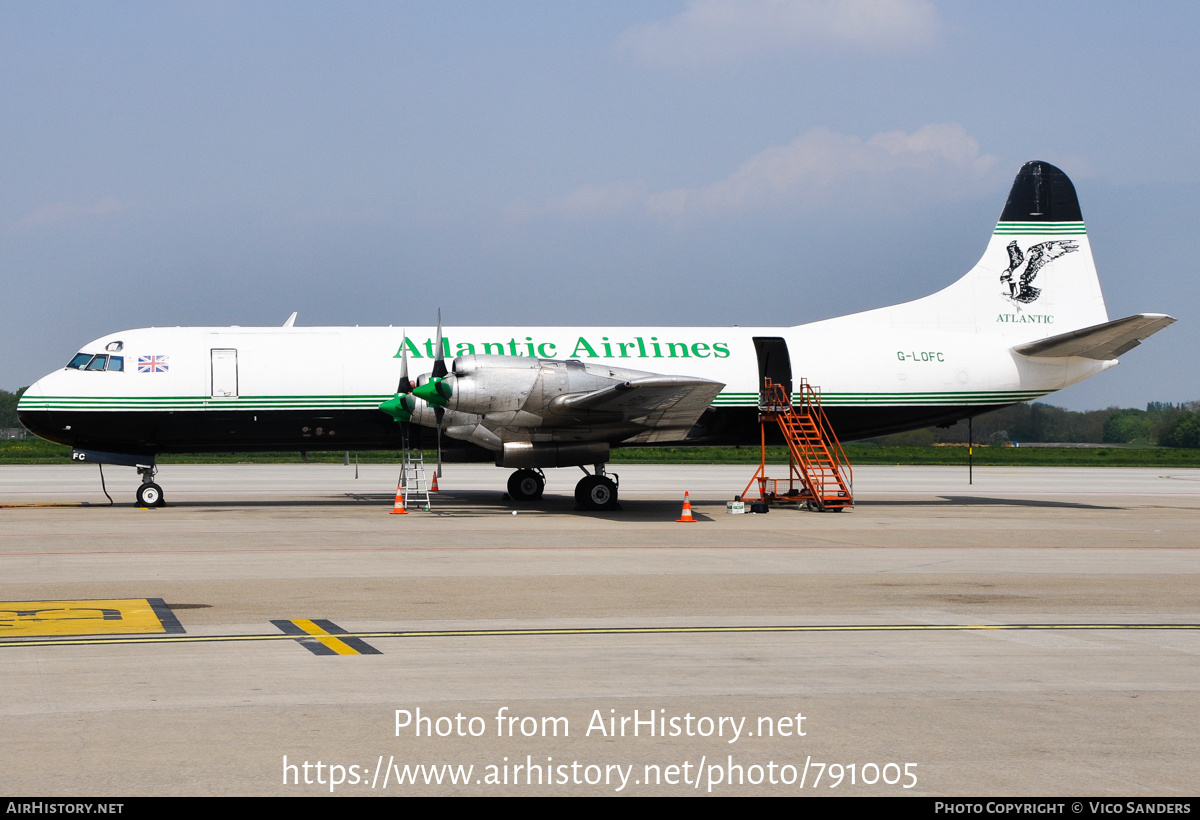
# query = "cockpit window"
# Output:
<box><xmin>66</xmin><ymin>352</ymin><xmax>125</xmax><ymax>371</ymax></box>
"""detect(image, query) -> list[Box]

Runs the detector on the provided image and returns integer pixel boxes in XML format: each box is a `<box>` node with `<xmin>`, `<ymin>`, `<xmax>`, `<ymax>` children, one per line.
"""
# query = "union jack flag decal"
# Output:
<box><xmin>138</xmin><ymin>355</ymin><xmax>169</xmax><ymax>373</ymax></box>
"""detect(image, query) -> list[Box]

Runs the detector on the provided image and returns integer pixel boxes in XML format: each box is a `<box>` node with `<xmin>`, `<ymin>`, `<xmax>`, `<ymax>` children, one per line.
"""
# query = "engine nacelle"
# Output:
<box><xmin>497</xmin><ymin>441</ymin><xmax>611</xmax><ymax>469</ymax></box>
<box><xmin>444</xmin><ymin>355</ymin><xmax>541</xmax><ymax>416</ymax></box>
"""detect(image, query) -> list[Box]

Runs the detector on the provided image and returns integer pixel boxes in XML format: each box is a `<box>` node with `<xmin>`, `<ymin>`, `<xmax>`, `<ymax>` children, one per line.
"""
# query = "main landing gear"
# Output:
<box><xmin>136</xmin><ymin>465</ymin><xmax>165</xmax><ymax>508</ymax></box>
<box><xmin>504</xmin><ymin>465</ymin><xmax>620</xmax><ymax>511</ymax></box>
<box><xmin>506</xmin><ymin>468</ymin><xmax>546</xmax><ymax>501</ymax></box>
<box><xmin>574</xmin><ymin>465</ymin><xmax>619</xmax><ymax>512</ymax></box>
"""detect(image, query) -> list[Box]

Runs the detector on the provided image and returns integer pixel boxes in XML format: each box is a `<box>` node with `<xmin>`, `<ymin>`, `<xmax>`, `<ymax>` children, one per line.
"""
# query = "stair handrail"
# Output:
<box><xmin>795</xmin><ymin>379</ymin><xmax>852</xmax><ymax>493</ymax></box>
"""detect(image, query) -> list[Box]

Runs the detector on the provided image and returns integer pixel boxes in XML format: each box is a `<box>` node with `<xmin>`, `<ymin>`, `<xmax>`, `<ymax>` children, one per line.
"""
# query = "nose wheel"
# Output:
<box><xmin>136</xmin><ymin>482</ymin><xmax>164</xmax><ymax>507</ymax></box>
<box><xmin>136</xmin><ymin>465</ymin><xmax>165</xmax><ymax>507</ymax></box>
<box><xmin>507</xmin><ymin>468</ymin><xmax>546</xmax><ymax>501</ymax></box>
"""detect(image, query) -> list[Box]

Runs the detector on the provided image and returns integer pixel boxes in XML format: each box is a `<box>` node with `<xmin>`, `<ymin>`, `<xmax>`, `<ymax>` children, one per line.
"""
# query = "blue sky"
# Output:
<box><xmin>3</xmin><ymin>1</ymin><xmax>1196</xmax><ymax>410</ymax></box>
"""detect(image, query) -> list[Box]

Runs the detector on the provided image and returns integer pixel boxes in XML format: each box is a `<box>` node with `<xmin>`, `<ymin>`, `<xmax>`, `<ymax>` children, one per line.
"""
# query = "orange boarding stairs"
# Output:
<box><xmin>740</xmin><ymin>378</ymin><xmax>853</xmax><ymax>511</ymax></box>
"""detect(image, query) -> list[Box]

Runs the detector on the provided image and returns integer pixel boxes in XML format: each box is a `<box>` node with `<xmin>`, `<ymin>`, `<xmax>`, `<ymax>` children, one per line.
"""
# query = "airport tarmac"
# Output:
<box><xmin>1</xmin><ymin>463</ymin><xmax>1198</xmax><ymax>796</ymax></box>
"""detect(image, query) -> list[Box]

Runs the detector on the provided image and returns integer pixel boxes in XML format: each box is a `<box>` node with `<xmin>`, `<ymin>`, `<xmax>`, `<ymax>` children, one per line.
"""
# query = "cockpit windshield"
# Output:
<box><xmin>66</xmin><ymin>353</ymin><xmax>123</xmax><ymax>372</ymax></box>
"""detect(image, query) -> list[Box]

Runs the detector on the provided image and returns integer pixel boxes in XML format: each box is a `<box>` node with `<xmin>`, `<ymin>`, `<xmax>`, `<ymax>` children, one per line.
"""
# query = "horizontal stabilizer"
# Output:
<box><xmin>1013</xmin><ymin>314</ymin><xmax>1176</xmax><ymax>360</ymax></box>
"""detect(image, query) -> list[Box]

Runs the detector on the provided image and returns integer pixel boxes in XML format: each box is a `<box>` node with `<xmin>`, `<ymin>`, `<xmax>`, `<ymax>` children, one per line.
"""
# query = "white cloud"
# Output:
<box><xmin>619</xmin><ymin>0</ymin><xmax>941</xmax><ymax>66</ymax></box>
<box><xmin>542</xmin><ymin>181</ymin><xmax>651</xmax><ymax>220</ymax></box>
<box><xmin>14</xmin><ymin>197</ymin><xmax>134</xmax><ymax>230</ymax></box>
<box><xmin>538</xmin><ymin>124</ymin><xmax>999</xmax><ymax>220</ymax></box>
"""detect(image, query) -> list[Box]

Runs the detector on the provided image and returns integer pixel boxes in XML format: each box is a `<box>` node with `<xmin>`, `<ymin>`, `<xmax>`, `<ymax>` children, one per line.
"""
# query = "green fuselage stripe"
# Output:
<box><xmin>24</xmin><ymin>388</ymin><xmax>1048</xmax><ymax>413</ymax></box>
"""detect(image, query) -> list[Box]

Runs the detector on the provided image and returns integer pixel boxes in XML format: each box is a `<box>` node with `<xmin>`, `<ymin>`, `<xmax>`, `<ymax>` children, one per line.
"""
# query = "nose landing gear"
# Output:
<box><xmin>136</xmin><ymin>465</ymin><xmax>165</xmax><ymax>508</ymax></box>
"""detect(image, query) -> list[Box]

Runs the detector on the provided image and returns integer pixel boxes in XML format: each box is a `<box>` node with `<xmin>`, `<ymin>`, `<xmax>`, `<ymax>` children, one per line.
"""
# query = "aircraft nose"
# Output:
<box><xmin>16</xmin><ymin>378</ymin><xmax>41</xmax><ymax>405</ymax></box>
<box><xmin>15</xmin><ymin>379</ymin><xmax>48</xmax><ymax>437</ymax></box>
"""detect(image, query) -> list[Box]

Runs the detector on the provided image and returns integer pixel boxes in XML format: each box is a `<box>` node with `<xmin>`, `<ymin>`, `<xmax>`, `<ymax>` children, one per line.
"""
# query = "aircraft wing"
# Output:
<box><xmin>1012</xmin><ymin>313</ymin><xmax>1176</xmax><ymax>360</ymax></box>
<box><xmin>548</xmin><ymin>375</ymin><xmax>725</xmax><ymax>443</ymax></box>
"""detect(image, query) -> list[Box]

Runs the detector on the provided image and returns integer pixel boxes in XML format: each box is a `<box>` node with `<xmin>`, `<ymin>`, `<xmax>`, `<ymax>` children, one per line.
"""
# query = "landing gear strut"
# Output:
<box><xmin>507</xmin><ymin>468</ymin><xmax>546</xmax><ymax>501</ymax></box>
<box><xmin>575</xmin><ymin>465</ymin><xmax>619</xmax><ymax>511</ymax></box>
<box><xmin>136</xmin><ymin>465</ymin><xmax>164</xmax><ymax>508</ymax></box>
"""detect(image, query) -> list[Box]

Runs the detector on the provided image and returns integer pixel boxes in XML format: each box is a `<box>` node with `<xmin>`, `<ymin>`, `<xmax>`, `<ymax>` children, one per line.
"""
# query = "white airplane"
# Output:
<box><xmin>17</xmin><ymin>161</ymin><xmax>1174</xmax><ymax>509</ymax></box>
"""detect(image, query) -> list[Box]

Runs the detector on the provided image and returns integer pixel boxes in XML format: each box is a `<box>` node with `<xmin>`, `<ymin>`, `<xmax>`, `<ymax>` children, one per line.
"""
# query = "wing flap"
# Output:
<box><xmin>1013</xmin><ymin>313</ymin><xmax>1175</xmax><ymax>360</ymax></box>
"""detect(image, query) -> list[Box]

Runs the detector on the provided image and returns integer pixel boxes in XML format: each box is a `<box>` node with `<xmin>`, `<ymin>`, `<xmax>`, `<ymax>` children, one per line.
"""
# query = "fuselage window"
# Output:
<box><xmin>67</xmin><ymin>353</ymin><xmax>93</xmax><ymax>369</ymax></box>
<box><xmin>85</xmin><ymin>355</ymin><xmax>108</xmax><ymax>371</ymax></box>
<box><xmin>107</xmin><ymin>356</ymin><xmax>124</xmax><ymax>372</ymax></box>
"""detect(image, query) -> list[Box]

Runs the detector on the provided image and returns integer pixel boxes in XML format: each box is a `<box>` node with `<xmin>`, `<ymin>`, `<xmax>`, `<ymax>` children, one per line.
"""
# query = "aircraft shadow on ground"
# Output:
<box><xmin>86</xmin><ymin>492</ymin><xmax>1118</xmax><ymax>514</ymax></box>
<box><xmin>860</xmin><ymin>496</ymin><xmax>1120</xmax><ymax>510</ymax></box>
<box><xmin>123</xmin><ymin>491</ymin><xmax>718</xmax><ymax>521</ymax></box>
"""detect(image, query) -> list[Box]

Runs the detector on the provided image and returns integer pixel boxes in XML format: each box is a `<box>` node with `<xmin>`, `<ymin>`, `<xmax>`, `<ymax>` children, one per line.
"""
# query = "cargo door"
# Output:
<box><xmin>752</xmin><ymin>337</ymin><xmax>792</xmax><ymax>400</ymax></box>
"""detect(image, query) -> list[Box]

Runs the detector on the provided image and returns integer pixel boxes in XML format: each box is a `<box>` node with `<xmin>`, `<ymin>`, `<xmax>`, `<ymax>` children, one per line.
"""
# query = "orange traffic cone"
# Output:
<box><xmin>676</xmin><ymin>491</ymin><xmax>696</xmax><ymax>523</ymax></box>
<box><xmin>430</xmin><ymin>473</ymin><xmax>439</xmax><ymax>492</ymax></box>
<box><xmin>390</xmin><ymin>486</ymin><xmax>408</xmax><ymax>515</ymax></box>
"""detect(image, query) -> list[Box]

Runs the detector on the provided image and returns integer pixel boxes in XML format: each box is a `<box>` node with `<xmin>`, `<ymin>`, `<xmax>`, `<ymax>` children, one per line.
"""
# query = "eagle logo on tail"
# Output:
<box><xmin>1000</xmin><ymin>240</ymin><xmax>1078</xmax><ymax>304</ymax></box>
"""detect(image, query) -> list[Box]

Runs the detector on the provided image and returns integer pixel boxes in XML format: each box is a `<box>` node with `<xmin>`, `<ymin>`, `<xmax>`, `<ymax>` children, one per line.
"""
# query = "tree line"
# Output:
<box><xmin>875</xmin><ymin>400</ymin><xmax>1200</xmax><ymax>447</ymax></box>
<box><xmin>0</xmin><ymin>388</ymin><xmax>25</xmax><ymax>429</ymax></box>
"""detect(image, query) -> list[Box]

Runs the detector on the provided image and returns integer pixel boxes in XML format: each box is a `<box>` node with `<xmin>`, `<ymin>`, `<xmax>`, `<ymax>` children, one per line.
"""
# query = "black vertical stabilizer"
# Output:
<box><xmin>998</xmin><ymin>161</ymin><xmax>1083</xmax><ymax>222</ymax></box>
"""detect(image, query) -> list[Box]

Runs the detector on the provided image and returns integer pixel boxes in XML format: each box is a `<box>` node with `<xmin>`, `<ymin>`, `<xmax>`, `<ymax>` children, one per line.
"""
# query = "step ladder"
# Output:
<box><xmin>398</xmin><ymin>449</ymin><xmax>433</xmax><ymax>510</ymax></box>
<box><xmin>740</xmin><ymin>378</ymin><xmax>853</xmax><ymax>511</ymax></box>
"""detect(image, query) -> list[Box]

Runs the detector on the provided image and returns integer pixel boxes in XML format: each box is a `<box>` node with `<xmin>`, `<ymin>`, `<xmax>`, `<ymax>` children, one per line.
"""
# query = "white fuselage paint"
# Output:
<box><xmin>18</xmin><ymin>318</ymin><xmax>1112</xmax><ymax>417</ymax></box>
<box><xmin>16</xmin><ymin>218</ymin><xmax>1134</xmax><ymax>456</ymax></box>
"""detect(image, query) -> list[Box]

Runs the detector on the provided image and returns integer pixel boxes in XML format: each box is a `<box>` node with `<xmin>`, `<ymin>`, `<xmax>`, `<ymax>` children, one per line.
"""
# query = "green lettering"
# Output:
<box><xmin>394</xmin><ymin>337</ymin><xmax>424</xmax><ymax>358</ymax></box>
<box><xmin>667</xmin><ymin>342</ymin><xmax>690</xmax><ymax>358</ymax></box>
<box><xmin>483</xmin><ymin>342</ymin><xmax>505</xmax><ymax>355</ymax></box>
<box><xmin>691</xmin><ymin>342</ymin><xmax>710</xmax><ymax>358</ymax></box>
<box><xmin>712</xmin><ymin>342</ymin><xmax>730</xmax><ymax>358</ymax></box>
<box><xmin>571</xmin><ymin>337</ymin><xmax>599</xmax><ymax>358</ymax></box>
<box><xmin>455</xmin><ymin>342</ymin><xmax>476</xmax><ymax>356</ymax></box>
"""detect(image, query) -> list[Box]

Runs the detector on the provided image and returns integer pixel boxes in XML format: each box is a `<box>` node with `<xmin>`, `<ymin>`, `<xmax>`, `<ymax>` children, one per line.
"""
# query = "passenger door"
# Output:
<box><xmin>211</xmin><ymin>349</ymin><xmax>239</xmax><ymax>398</ymax></box>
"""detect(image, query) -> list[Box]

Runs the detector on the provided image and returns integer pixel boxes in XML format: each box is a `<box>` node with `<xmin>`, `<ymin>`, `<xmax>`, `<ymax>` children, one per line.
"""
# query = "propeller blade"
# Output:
<box><xmin>411</xmin><ymin>312</ymin><xmax>453</xmax><ymax>407</ymax></box>
<box><xmin>396</xmin><ymin>328</ymin><xmax>414</xmax><ymax>393</ymax></box>
<box><xmin>434</xmin><ymin>406</ymin><xmax>444</xmax><ymax>478</ymax></box>
<box><xmin>379</xmin><ymin>328</ymin><xmax>416</xmax><ymax>422</ymax></box>
<box><xmin>431</xmin><ymin>309</ymin><xmax>448</xmax><ymax>379</ymax></box>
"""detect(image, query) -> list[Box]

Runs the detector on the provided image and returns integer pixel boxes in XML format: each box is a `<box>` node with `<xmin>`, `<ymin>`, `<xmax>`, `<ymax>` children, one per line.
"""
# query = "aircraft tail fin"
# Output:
<box><xmin>984</xmin><ymin>161</ymin><xmax>1109</xmax><ymax>338</ymax></box>
<box><xmin>884</xmin><ymin>161</ymin><xmax>1111</xmax><ymax>341</ymax></box>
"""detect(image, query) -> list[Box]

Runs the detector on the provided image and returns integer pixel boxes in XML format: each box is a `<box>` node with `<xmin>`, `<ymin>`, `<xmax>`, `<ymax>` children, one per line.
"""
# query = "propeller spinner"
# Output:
<box><xmin>377</xmin><ymin>314</ymin><xmax>451</xmax><ymax>477</ymax></box>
